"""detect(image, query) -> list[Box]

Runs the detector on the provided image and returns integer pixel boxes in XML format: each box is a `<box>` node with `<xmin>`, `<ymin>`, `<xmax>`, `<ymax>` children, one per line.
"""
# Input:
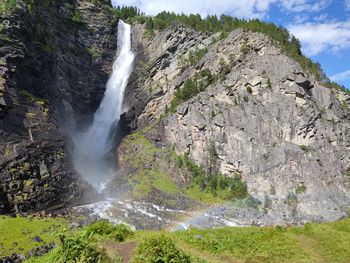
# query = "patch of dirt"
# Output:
<box><xmin>103</xmin><ymin>240</ymin><xmax>138</xmax><ymax>263</ymax></box>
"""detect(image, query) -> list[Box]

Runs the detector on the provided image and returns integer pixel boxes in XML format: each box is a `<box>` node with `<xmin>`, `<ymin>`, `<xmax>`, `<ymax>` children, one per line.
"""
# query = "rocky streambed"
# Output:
<box><xmin>73</xmin><ymin>197</ymin><xmax>250</xmax><ymax>230</ymax></box>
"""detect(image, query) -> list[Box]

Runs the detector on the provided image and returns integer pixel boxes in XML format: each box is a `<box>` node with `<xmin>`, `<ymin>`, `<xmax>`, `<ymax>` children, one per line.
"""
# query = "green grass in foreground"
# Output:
<box><xmin>170</xmin><ymin>218</ymin><xmax>350</xmax><ymax>263</ymax></box>
<box><xmin>18</xmin><ymin>217</ymin><xmax>350</xmax><ymax>263</ymax></box>
<box><xmin>0</xmin><ymin>216</ymin><xmax>67</xmax><ymax>258</ymax></box>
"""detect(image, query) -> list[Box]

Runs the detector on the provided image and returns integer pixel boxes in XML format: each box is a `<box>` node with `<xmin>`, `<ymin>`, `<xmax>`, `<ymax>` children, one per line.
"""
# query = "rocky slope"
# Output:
<box><xmin>120</xmin><ymin>23</ymin><xmax>350</xmax><ymax>225</ymax></box>
<box><xmin>1</xmin><ymin>1</ymin><xmax>349</xmax><ymax>227</ymax></box>
<box><xmin>0</xmin><ymin>0</ymin><xmax>118</xmax><ymax>214</ymax></box>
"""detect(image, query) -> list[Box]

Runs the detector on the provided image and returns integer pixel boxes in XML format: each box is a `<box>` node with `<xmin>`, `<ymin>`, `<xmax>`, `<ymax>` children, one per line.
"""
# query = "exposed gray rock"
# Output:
<box><xmin>124</xmin><ymin>24</ymin><xmax>350</xmax><ymax>225</ymax></box>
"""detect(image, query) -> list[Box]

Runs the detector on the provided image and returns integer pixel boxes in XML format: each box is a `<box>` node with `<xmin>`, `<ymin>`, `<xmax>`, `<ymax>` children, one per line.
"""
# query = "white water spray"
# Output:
<box><xmin>72</xmin><ymin>21</ymin><xmax>134</xmax><ymax>191</ymax></box>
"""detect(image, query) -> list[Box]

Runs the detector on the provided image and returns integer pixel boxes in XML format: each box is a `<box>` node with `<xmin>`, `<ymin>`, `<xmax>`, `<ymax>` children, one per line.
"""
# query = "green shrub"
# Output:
<box><xmin>112</xmin><ymin>5</ymin><xmax>143</xmax><ymax>20</ymax></box>
<box><xmin>0</xmin><ymin>0</ymin><xmax>17</xmax><ymax>15</ymax></box>
<box><xmin>112</xmin><ymin>224</ymin><xmax>134</xmax><ymax>242</ymax></box>
<box><xmin>52</xmin><ymin>221</ymin><xmax>132</xmax><ymax>262</ymax></box>
<box><xmin>240</xmin><ymin>43</ymin><xmax>250</xmax><ymax>55</ymax></box>
<box><xmin>284</xmin><ymin>193</ymin><xmax>298</xmax><ymax>207</ymax></box>
<box><xmin>299</xmin><ymin>145</ymin><xmax>310</xmax><ymax>152</ymax></box>
<box><xmin>218</xmin><ymin>58</ymin><xmax>232</xmax><ymax>77</ymax></box>
<box><xmin>246</xmin><ymin>85</ymin><xmax>252</xmax><ymax>94</ymax></box>
<box><xmin>176</xmin><ymin>155</ymin><xmax>183</xmax><ymax>168</ymax></box>
<box><xmin>88</xmin><ymin>46</ymin><xmax>102</xmax><ymax>60</ymax></box>
<box><xmin>342</xmin><ymin>168</ymin><xmax>350</xmax><ymax>177</ymax></box>
<box><xmin>170</xmin><ymin>69</ymin><xmax>214</xmax><ymax>111</ymax></box>
<box><xmin>267</xmin><ymin>78</ymin><xmax>272</xmax><ymax>89</ymax></box>
<box><xmin>296</xmin><ymin>184</ymin><xmax>307</xmax><ymax>194</ymax></box>
<box><xmin>85</xmin><ymin>220</ymin><xmax>115</xmax><ymax>236</ymax></box>
<box><xmin>264</xmin><ymin>194</ymin><xmax>272</xmax><ymax>212</ymax></box>
<box><xmin>70</xmin><ymin>9</ymin><xmax>84</xmax><ymax>25</ymax></box>
<box><xmin>341</xmin><ymin>101</ymin><xmax>349</xmax><ymax>110</ymax></box>
<box><xmin>245</xmin><ymin>195</ymin><xmax>262</xmax><ymax>209</ymax></box>
<box><xmin>19</xmin><ymin>89</ymin><xmax>49</xmax><ymax>106</ymax></box>
<box><xmin>55</xmin><ymin>231</ymin><xmax>108</xmax><ymax>263</ymax></box>
<box><xmin>270</xmin><ymin>185</ymin><xmax>276</xmax><ymax>195</ymax></box>
<box><xmin>179</xmin><ymin>154</ymin><xmax>248</xmax><ymax>200</ymax></box>
<box><xmin>324</xmin><ymin>81</ymin><xmax>350</xmax><ymax>96</ymax></box>
<box><xmin>132</xmin><ymin>236</ymin><xmax>191</xmax><ymax>263</ymax></box>
<box><xmin>229</xmin><ymin>175</ymin><xmax>248</xmax><ymax>198</ymax></box>
<box><xmin>86</xmin><ymin>220</ymin><xmax>133</xmax><ymax>242</ymax></box>
<box><xmin>186</xmin><ymin>48</ymin><xmax>208</xmax><ymax>66</ymax></box>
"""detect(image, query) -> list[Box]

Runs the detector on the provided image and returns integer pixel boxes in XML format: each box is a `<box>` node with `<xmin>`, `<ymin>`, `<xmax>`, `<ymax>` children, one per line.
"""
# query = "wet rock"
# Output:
<box><xmin>32</xmin><ymin>236</ymin><xmax>42</xmax><ymax>243</ymax></box>
<box><xmin>0</xmin><ymin>0</ymin><xmax>117</xmax><ymax>214</ymax></box>
<box><xmin>27</xmin><ymin>243</ymin><xmax>56</xmax><ymax>257</ymax></box>
<box><xmin>0</xmin><ymin>254</ymin><xmax>25</xmax><ymax>263</ymax></box>
<box><xmin>0</xmin><ymin>257</ymin><xmax>15</xmax><ymax>263</ymax></box>
<box><xmin>68</xmin><ymin>222</ymin><xmax>81</xmax><ymax>229</ymax></box>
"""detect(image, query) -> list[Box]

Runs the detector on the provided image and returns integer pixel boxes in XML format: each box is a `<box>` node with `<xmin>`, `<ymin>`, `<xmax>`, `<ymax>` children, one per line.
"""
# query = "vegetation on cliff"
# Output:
<box><xmin>118</xmin><ymin>124</ymin><xmax>248</xmax><ymax>205</ymax></box>
<box><xmin>170</xmin><ymin>69</ymin><xmax>214</xmax><ymax>112</ymax></box>
<box><xmin>116</xmin><ymin>7</ymin><xmax>348</xmax><ymax>94</ymax></box>
<box><xmin>0</xmin><ymin>0</ymin><xmax>17</xmax><ymax>14</ymax></box>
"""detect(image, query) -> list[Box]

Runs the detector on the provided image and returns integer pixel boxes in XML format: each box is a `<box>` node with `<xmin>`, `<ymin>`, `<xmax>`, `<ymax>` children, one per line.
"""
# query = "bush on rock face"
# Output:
<box><xmin>132</xmin><ymin>235</ymin><xmax>191</xmax><ymax>263</ymax></box>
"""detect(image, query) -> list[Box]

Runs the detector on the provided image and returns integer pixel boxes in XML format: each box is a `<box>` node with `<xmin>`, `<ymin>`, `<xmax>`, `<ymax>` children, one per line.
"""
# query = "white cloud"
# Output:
<box><xmin>289</xmin><ymin>21</ymin><xmax>350</xmax><ymax>56</ymax></box>
<box><xmin>112</xmin><ymin>0</ymin><xmax>278</xmax><ymax>18</ymax></box>
<box><xmin>330</xmin><ymin>69</ymin><xmax>350</xmax><ymax>81</ymax></box>
<box><xmin>346</xmin><ymin>0</ymin><xmax>350</xmax><ymax>10</ymax></box>
<box><xmin>279</xmin><ymin>0</ymin><xmax>331</xmax><ymax>12</ymax></box>
<box><xmin>112</xmin><ymin>0</ymin><xmax>327</xmax><ymax>18</ymax></box>
<box><xmin>292</xmin><ymin>13</ymin><xmax>331</xmax><ymax>24</ymax></box>
<box><xmin>112</xmin><ymin>0</ymin><xmax>349</xmax><ymax>58</ymax></box>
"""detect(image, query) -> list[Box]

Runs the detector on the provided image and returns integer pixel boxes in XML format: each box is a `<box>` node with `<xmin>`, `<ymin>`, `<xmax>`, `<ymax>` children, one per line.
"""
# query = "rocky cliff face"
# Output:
<box><xmin>121</xmin><ymin>24</ymin><xmax>350</xmax><ymax>224</ymax></box>
<box><xmin>1</xmin><ymin>1</ymin><xmax>349</xmax><ymax>225</ymax></box>
<box><xmin>0</xmin><ymin>0</ymin><xmax>118</xmax><ymax>214</ymax></box>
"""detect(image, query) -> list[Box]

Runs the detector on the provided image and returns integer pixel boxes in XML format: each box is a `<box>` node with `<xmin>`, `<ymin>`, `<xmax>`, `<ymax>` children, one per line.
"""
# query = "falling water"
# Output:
<box><xmin>71</xmin><ymin>21</ymin><xmax>247</xmax><ymax>230</ymax></box>
<box><xmin>72</xmin><ymin>21</ymin><xmax>134</xmax><ymax>191</ymax></box>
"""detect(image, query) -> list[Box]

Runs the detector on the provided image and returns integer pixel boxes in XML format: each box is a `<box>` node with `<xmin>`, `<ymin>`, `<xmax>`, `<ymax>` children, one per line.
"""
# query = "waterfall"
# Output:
<box><xmin>72</xmin><ymin>21</ymin><xmax>135</xmax><ymax>191</ymax></box>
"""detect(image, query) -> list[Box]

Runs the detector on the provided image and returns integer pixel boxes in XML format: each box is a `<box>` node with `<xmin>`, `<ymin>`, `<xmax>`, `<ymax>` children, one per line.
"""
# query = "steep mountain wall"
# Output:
<box><xmin>1</xmin><ymin>1</ymin><xmax>349</xmax><ymax>225</ymax></box>
<box><xmin>0</xmin><ymin>0</ymin><xmax>118</xmax><ymax>213</ymax></box>
<box><xmin>121</xmin><ymin>24</ymin><xmax>350</xmax><ymax>224</ymax></box>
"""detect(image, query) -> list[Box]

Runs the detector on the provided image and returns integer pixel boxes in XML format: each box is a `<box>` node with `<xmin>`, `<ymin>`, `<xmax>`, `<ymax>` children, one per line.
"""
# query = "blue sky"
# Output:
<box><xmin>112</xmin><ymin>0</ymin><xmax>350</xmax><ymax>88</ymax></box>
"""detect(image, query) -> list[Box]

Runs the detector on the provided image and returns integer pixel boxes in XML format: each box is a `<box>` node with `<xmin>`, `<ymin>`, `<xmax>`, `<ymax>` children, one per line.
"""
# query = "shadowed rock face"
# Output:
<box><xmin>0</xmin><ymin>0</ymin><xmax>117</xmax><ymax>214</ymax></box>
<box><xmin>122</xmin><ymin>24</ymin><xmax>350</xmax><ymax>224</ymax></box>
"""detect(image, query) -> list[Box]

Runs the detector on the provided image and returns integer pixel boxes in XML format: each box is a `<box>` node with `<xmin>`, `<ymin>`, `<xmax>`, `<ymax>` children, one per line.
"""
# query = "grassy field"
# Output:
<box><xmin>0</xmin><ymin>216</ymin><xmax>345</xmax><ymax>262</ymax></box>
<box><xmin>170</xmin><ymin>218</ymin><xmax>350</xmax><ymax>262</ymax></box>
<box><xmin>0</xmin><ymin>216</ymin><xmax>67</xmax><ymax>258</ymax></box>
<box><xmin>135</xmin><ymin>218</ymin><xmax>350</xmax><ymax>263</ymax></box>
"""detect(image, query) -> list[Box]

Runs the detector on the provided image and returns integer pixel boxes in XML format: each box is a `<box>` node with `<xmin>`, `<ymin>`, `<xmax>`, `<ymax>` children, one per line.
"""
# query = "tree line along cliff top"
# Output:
<box><xmin>115</xmin><ymin>5</ymin><xmax>349</xmax><ymax>95</ymax></box>
<box><xmin>1</xmin><ymin>1</ymin><xmax>349</xmax><ymax>95</ymax></box>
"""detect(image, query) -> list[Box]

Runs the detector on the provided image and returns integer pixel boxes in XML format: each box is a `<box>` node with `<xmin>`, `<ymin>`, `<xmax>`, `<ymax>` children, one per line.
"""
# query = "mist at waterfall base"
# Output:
<box><xmin>71</xmin><ymin>21</ymin><xmax>134</xmax><ymax>192</ymax></box>
<box><xmin>69</xmin><ymin>21</ymin><xmax>246</xmax><ymax>230</ymax></box>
